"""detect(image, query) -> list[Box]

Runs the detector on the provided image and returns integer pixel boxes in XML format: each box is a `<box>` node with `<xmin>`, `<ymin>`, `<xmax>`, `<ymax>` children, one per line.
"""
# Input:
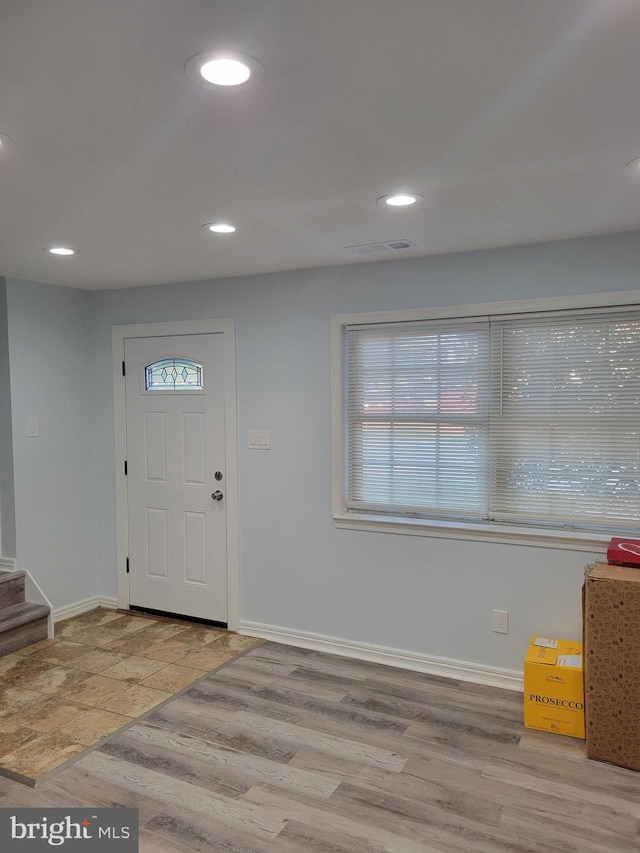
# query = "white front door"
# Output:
<box><xmin>124</xmin><ymin>333</ymin><xmax>227</xmax><ymax>623</ymax></box>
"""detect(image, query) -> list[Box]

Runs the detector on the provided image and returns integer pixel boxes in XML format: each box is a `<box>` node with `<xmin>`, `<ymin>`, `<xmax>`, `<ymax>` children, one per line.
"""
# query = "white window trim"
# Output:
<box><xmin>331</xmin><ymin>289</ymin><xmax>640</xmax><ymax>552</ymax></box>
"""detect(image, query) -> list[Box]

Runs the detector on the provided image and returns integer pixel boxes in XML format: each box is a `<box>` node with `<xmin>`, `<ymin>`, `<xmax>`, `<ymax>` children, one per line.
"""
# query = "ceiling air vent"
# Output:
<box><xmin>345</xmin><ymin>239</ymin><xmax>416</xmax><ymax>256</ymax></box>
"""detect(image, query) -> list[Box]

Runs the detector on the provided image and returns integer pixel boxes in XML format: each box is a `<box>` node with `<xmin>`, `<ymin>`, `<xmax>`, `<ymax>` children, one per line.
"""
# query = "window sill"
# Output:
<box><xmin>333</xmin><ymin>513</ymin><xmax>611</xmax><ymax>553</ymax></box>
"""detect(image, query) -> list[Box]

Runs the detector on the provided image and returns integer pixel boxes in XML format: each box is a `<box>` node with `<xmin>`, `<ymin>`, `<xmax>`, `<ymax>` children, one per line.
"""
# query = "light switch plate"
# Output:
<box><xmin>27</xmin><ymin>417</ymin><xmax>39</xmax><ymax>437</ymax></box>
<box><xmin>248</xmin><ymin>430</ymin><xmax>271</xmax><ymax>450</ymax></box>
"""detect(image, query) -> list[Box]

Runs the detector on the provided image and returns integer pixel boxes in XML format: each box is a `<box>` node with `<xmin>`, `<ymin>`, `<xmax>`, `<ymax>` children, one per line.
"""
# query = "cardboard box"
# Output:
<box><xmin>584</xmin><ymin>563</ymin><xmax>640</xmax><ymax>771</ymax></box>
<box><xmin>607</xmin><ymin>537</ymin><xmax>640</xmax><ymax>568</ymax></box>
<box><xmin>524</xmin><ymin>637</ymin><xmax>584</xmax><ymax>739</ymax></box>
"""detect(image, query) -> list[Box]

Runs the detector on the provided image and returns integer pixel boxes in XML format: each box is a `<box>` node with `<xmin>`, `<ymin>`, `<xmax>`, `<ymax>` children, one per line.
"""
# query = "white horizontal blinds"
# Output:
<box><xmin>491</xmin><ymin>311</ymin><xmax>640</xmax><ymax>529</ymax></box>
<box><xmin>347</xmin><ymin>321</ymin><xmax>491</xmax><ymax>519</ymax></box>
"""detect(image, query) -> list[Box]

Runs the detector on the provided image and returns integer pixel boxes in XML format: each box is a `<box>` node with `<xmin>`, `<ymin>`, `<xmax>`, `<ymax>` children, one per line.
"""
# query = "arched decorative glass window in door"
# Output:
<box><xmin>145</xmin><ymin>358</ymin><xmax>204</xmax><ymax>391</ymax></box>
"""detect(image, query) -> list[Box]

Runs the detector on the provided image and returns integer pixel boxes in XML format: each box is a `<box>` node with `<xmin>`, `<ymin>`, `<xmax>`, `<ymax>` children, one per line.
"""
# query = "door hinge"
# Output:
<box><xmin>122</xmin><ymin>361</ymin><xmax>126</xmax><ymax>376</ymax></box>
<box><xmin>124</xmin><ymin>460</ymin><xmax>128</xmax><ymax>476</ymax></box>
<box><xmin>126</xmin><ymin>557</ymin><xmax>130</xmax><ymax>574</ymax></box>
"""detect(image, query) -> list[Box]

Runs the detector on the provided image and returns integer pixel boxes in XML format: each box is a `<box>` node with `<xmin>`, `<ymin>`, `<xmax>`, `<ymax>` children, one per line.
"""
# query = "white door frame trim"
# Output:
<box><xmin>112</xmin><ymin>319</ymin><xmax>239</xmax><ymax>630</ymax></box>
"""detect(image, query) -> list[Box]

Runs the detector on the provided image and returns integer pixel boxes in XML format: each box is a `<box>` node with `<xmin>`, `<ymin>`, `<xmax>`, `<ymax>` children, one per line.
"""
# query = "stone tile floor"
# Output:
<box><xmin>0</xmin><ymin>608</ymin><xmax>262</xmax><ymax>785</ymax></box>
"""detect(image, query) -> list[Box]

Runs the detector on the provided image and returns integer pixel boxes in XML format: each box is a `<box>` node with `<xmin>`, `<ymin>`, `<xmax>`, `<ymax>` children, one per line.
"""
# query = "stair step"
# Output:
<box><xmin>0</xmin><ymin>570</ymin><xmax>26</xmax><ymax>610</ymax></box>
<box><xmin>0</xmin><ymin>601</ymin><xmax>50</xmax><ymax>656</ymax></box>
<box><xmin>0</xmin><ymin>600</ymin><xmax>50</xmax><ymax>633</ymax></box>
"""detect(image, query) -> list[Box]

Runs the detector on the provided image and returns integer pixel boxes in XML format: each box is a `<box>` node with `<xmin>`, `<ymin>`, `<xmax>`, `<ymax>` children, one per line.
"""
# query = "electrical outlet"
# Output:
<box><xmin>493</xmin><ymin>609</ymin><xmax>509</xmax><ymax>634</ymax></box>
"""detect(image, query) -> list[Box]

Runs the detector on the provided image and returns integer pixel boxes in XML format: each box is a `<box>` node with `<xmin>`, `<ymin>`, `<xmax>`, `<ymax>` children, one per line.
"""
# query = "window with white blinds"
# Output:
<box><xmin>345</xmin><ymin>309</ymin><xmax>640</xmax><ymax>532</ymax></box>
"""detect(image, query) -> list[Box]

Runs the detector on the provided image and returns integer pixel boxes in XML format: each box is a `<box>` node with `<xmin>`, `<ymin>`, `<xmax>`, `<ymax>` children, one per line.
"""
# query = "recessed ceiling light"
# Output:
<box><xmin>186</xmin><ymin>51</ymin><xmax>265</xmax><ymax>89</ymax></box>
<box><xmin>627</xmin><ymin>157</ymin><xmax>640</xmax><ymax>177</ymax></box>
<box><xmin>203</xmin><ymin>223</ymin><xmax>236</xmax><ymax>234</ymax></box>
<box><xmin>44</xmin><ymin>246</ymin><xmax>78</xmax><ymax>256</ymax></box>
<box><xmin>201</xmin><ymin>58</ymin><xmax>250</xmax><ymax>86</ymax></box>
<box><xmin>379</xmin><ymin>193</ymin><xmax>423</xmax><ymax>207</ymax></box>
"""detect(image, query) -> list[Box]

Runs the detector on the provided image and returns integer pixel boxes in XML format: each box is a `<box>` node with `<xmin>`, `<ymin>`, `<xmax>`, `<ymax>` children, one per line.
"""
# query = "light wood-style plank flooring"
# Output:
<box><xmin>1</xmin><ymin>641</ymin><xmax>639</xmax><ymax>852</ymax></box>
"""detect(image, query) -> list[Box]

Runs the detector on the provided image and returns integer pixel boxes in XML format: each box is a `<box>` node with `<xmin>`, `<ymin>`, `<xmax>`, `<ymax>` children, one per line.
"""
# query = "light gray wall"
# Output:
<box><xmin>6</xmin><ymin>278</ymin><xmax>96</xmax><ymax>607</ymax></box>
<box><xmin>88</xmin><ymin>231</ymin><xmax>640</xmax><ymax>672</ymax></box>
<box><xmin>0</xmin><ymin>278</ymin><xmax>16</xmax><ymax>557</ymax></box>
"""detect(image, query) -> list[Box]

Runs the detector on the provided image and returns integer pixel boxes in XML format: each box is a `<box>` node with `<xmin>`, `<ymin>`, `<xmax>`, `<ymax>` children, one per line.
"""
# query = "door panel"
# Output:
<box><xmin>144</xmin><ymin>412</ymin><xmax>167</xmax><ymax>482</ymax></box>
<box><xmin>183</xmin><ymin>412</ymin><xmax>206</xmax><ymax>484</ymax></box>
<box><xmin>124</xmin><ymin>334</ymin><xmax>227</xmax><ymax>622</ymax></box>
<box><xmin>146</xmin><ymin>508</ymin><xmax>168</xmax><ymax>578</ymax></box>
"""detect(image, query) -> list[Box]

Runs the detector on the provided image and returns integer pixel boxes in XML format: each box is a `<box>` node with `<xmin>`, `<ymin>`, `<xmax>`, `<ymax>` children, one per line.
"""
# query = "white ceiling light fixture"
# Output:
<box><xmin>44</xmin><ymin>246</ymin><xmax>78</xmax><ymax>256</ymax></box>
<box><xmin>378</xmin><ymin>193</ymin><xmax>424</xmax><ymax>207</ymax></box>
<box><xmin>201</xmin><ymin>58</ymin><xmax>250</xmax><ymax>86</ymax></box>
<box><xmin>186</xmin><ymin>51</ymin><xmax>265</xmax><ymax>90</ymax></box>
<box><xmin>203</xmin><ymin>223</ymin><xmax>237</xmax><ymax>234</ymax></box>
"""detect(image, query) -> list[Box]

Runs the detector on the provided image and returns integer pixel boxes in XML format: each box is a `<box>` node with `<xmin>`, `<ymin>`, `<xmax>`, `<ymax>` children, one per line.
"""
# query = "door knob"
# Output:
<box><xmin>211</xmin><ymin>490</ymin><xmax>224</xmax><ymax>501</ymax></box>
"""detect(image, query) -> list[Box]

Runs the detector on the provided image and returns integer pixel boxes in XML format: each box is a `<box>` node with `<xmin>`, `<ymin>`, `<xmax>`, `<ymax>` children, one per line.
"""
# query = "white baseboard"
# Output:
<box><xmin>0</xmin><ymin>557</ymin><xmax>17</xmax><ymax>571</ymax></box>
<box><xmin>239</xmin><ymin>620</ymin><xmax>524</xmax><ymax>692</ymax></box>
<box><xmin>53</xmin><ymin>595</ymin><xmax>119</xmax><ymax>623</ymax></box>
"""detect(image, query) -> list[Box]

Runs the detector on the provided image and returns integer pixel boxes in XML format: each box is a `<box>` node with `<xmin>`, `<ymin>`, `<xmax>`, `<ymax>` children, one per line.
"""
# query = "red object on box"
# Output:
<box><xmin>607</xmin><ymin>537</ymin><xmax>640</xmax><ymax>568</ymax></box>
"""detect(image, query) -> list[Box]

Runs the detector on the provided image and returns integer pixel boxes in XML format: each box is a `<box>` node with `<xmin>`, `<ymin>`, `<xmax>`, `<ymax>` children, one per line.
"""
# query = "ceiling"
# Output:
<box><xmin>1</xmin><ymin>0</ymin><xmax>639</xmax><ymax>291</ymax></box>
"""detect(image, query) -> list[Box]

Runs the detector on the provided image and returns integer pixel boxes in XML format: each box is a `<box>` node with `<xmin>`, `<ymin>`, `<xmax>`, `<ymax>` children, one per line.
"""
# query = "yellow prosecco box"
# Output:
<box><xmin>524</xmin><ymin>637</ymin><xmax>585</xmax><ymax>739</ymax></box>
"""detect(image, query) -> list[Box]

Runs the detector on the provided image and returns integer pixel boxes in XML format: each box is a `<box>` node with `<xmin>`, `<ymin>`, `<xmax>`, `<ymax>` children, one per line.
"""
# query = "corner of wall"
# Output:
<box><xmin>0</xmin><ymin>277</ymin><xmax>17</xmax><ymax>558</ymax></box>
